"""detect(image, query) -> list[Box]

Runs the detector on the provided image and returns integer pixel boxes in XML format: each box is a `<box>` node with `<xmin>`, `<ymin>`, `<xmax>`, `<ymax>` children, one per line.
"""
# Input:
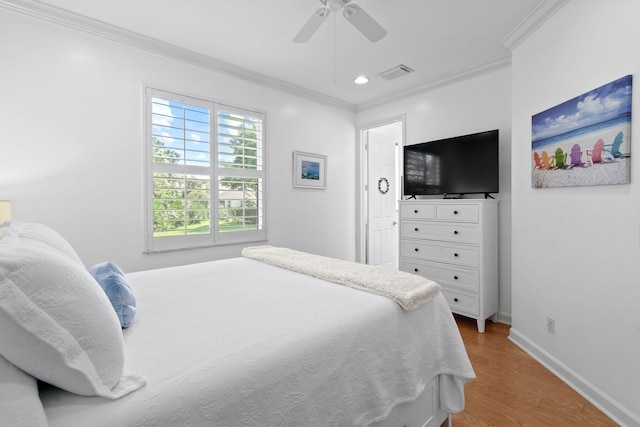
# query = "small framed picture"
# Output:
<box><xmin>293</xmin><ymin>151</ymin><xmax>327</xmax><ymax>189</ymax></box>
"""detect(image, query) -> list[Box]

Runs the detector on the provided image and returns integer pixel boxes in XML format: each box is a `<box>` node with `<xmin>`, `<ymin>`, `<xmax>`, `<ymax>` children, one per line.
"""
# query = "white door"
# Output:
<box><xmin>366</xmin><ymin>124</ymin><xmax>400</xmax><ymax>268</ymax></box>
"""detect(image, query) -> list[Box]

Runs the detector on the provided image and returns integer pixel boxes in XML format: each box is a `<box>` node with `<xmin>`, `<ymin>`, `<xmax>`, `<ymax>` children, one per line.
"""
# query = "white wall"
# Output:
<box><xmin>356</xmin><ymin>68</ymin><xmax>513</xmax><ymax>322</ymax></box>
<box><xmin>0</xmin><ymin>9</ymin><xmax>356</xmax><ymax>272</ymax></box>
<box><xmin>510</xmin><ymin>1</ymin><xmax>640</xmax><ymax>424</ymax></box>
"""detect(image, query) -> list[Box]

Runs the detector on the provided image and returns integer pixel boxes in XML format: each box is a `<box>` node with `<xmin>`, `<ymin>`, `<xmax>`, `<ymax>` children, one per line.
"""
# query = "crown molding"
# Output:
<box><xmin>356</xmin><ymin>56</ymin><xmax>512</xmax><ymax>112</ymax></box>
<box><xmin>0</xmin><ymin>0</ymin><xmax>356</xmax><ymax>112</ymax></box>
<box><xmin>1</xmin><ymin>0</ymin><xmax>566</xmax><ymax>114</ymax></box>
<box><xmin>501</xmin><ymin>0</ymin><xmax>569</xmax><ymax>51</ymax></box>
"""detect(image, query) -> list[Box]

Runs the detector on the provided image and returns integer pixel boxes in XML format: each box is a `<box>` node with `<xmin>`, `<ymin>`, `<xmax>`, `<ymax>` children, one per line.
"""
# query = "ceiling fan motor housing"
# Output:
<box><xmin>327</xmin><ymin>0</ymin><xmax>352</xmax><ymax>12</ymax></box>
<box><xmin>294</xmin><ymin>0</ymin><xmax>385</xmax><ymax>43</ymax></box>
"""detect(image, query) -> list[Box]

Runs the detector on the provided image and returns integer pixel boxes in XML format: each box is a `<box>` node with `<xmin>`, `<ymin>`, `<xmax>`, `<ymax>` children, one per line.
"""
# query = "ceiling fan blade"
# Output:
<box><xmin>293</xmin><ymin>8</ymin><xmax>330</xmax><ymax>43</ymax></box>
<box><xmin>343</xmin><ymin>4</ymin><xmax>387</xmax><ymax>42</ymax></box>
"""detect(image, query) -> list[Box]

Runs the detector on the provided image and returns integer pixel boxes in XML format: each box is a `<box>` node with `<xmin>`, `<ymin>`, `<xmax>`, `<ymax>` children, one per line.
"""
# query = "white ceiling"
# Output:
<box><xmin>12</xmin><ymin>0</ymin><xmax>550</xmax><ymax>110</ymax></box>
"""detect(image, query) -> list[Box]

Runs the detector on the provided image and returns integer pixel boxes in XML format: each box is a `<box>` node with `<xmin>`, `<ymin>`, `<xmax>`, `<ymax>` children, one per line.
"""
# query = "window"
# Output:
<box><xmin>145</xmin><ymin>88</ymin><xmax>266</xmax><ymax>252</ymax></box>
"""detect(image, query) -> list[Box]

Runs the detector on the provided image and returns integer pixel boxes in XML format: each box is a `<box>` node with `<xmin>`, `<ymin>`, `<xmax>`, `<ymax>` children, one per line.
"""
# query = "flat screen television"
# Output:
<box><xmin>403</xmin><ymin>129</ymin><xmax>499</xmax><ymax>198</ymax></box>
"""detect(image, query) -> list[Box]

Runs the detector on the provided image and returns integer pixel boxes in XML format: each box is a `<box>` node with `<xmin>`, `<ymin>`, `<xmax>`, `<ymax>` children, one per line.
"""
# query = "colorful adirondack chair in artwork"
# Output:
<box><xmin>533</xmin><ymin>152</ymin><xmax>543</xmax><ymax>170</ymax></box>
<box><xmin>554</xmin><ymin>147</ymin><xmax>567</xmax><ymax>169</ymax></box>
<box><xmin>587</xmin><ymin>139</ymin><xmax>605</xmax><ymax>164</ymax></box>
<box><xmin>604</xmin><ymin>131</ymin><xmax>625</xmax><ymax>158</ymax></box>
<box><xmin>569</xmin><ymin>144</ymin><xmax>583</xmax><ymax>167</ymax></box>
<box><xmin>541</xmin><ymin>151</ymin><xmax>554</xmax><ymax>169</ymax></box>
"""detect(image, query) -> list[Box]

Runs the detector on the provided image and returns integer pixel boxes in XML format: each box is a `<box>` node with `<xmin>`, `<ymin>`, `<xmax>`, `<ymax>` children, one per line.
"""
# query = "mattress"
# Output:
<box><xmin>40</xmin><ymin>257</ymin><xmax>475</xmax><ymax>426</ymax></box>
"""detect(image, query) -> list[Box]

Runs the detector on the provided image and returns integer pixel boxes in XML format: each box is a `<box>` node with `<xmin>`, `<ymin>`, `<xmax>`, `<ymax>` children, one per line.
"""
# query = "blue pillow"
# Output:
<box><xmin>89</xmin><ymin>262</ymin><xmax>136</xmax><ymax>328</ymax></box>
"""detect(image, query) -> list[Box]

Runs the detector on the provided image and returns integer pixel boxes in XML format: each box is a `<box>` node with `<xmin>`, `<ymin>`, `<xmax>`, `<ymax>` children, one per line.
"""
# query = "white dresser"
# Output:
<box><xmin>399</xmin><ymin>199</ymin><xmax>498</xmax><ymax>333</ymax></box>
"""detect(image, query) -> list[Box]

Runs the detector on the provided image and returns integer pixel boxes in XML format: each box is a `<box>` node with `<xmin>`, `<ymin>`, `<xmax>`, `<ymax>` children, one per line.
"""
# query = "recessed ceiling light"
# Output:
<box><xmin>354</xmin><ymin>75</ymin><xmax>369</xmax><ymax>85</ymax></box>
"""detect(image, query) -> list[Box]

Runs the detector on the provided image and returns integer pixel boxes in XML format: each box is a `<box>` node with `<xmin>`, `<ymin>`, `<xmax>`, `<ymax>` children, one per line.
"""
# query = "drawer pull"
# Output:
<box><xmin>414</xmin><ymin>227</ymin><xmax>419</xmax><ymax>232</ymax></box>
<box><xmin>454</xmin><ymin>230</ymin><xmax>459</xmax><ymax>235</ymax></box>
<box><xmin>414</xmin><ymin>209</ymin><xmax>418</xmax><ymax>213</ymax></box>
<box><xmin>414</xmin><ymin>268</ymin><xmax>419</xmax><ymax>272</ymax></box>
<box><xmin>414</xmin><ymin>248</ymin><xmax>419</xmax><ymax>252</ymax></box>
<box><xmin>453</xmin><ymin>210</ymin><xmax>459</xmax><ymax>215</ymax></box>
<box><xmin>454</xmin><ymin>275</ymin><xmax>458</xmax><ymax>280</ymax></box>
<box><xmin>454</xmin><ymin>253</ymin><xmax>459</xmax><ymax>257</ymax></box>
<box><xmin>454</xmin><ymin>298</ymin><xmax>459</xmax><ymax>302</ymax></box>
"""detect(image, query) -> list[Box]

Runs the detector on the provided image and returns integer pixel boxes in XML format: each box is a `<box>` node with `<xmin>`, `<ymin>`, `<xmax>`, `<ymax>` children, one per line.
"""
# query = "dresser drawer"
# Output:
<box><xmin>400</xmin><ymin>259</ymin><xmax>479</xmax><ymax>293</ymax></box>
<box><xmin>441</xmin><ymin>289</ymin><xmax>479</xmax><ymax>315</ymax></box>
<box><xmin>436</xmin><ymin>204</ymin><xmax>479</xmax><ymax>222</ymax></box>
<box><xmin>400</xmin><ymin>203</ymin><xmax>435</xmax><ymax>220</ymax></box>
<box><xmin>400</xmin><ymin>240</ymin><xmax>479</xmax><ymax>268</ymax></box>
<box><xmin>401</xmin><ymin>220</ymin><xmax>479</xmax><ymax>244</ymax></box>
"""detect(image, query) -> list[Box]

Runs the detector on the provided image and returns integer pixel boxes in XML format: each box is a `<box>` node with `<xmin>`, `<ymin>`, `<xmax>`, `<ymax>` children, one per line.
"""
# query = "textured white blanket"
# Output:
<box><xmin>41</xmin><ymin>258</ymin><xmax>475</xmax><ymax>426</ymax></box>
<box><xmin>242</xmin><ymin>246</ymin><xmax>441</xmax><ymax>310</ymax></box>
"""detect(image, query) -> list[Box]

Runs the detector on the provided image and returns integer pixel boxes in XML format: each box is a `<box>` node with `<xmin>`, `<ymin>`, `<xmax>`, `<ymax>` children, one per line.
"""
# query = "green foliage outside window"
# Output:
<box><xmin>148</xmin><ymin>92</ymin><xmax>264</xmax><ymax>244</ymax></box>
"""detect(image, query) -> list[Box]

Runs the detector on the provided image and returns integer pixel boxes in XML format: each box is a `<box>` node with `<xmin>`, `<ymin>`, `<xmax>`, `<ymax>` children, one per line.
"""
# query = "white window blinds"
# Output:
<box><xmin>145</xmin><ymin>89</ymin><xmax>266</xmax><ymax>251</ymax></box>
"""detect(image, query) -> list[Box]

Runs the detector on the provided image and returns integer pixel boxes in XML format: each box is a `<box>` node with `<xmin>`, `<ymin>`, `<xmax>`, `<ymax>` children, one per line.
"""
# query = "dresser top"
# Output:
<box><xmin>400</xmin><ymin>199</ymin><xmax>498</xmax><ymax>205</ymax></box>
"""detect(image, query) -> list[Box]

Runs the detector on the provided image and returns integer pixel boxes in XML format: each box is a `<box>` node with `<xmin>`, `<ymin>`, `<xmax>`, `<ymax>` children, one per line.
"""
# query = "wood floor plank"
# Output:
<box><xmin>452</xmin><ymin>315</ymin><xmax>617</xmax><ymax>426</ymax></box>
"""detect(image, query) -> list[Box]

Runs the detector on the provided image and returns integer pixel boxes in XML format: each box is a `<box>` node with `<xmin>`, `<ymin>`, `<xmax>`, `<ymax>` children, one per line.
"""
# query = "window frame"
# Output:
<box><xmin>144</xmin><ymin>88</ymin><xmax>267</xmax><ymax>252</ymax></box>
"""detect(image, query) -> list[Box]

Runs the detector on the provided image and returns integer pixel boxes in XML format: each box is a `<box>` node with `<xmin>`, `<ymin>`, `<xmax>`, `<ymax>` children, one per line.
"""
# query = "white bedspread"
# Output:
<box><xmin>40</xmin><ymin>257</ymin><xmax>475</xmax><ymax>426</ymax></box>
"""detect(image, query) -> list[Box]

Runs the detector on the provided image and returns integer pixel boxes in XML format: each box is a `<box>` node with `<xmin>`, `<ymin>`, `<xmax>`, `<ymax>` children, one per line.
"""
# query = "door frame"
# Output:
<box><xmin>355</xmin><ymin>114</ymin><xmax>405</xmax><ymax>264</ymax></box>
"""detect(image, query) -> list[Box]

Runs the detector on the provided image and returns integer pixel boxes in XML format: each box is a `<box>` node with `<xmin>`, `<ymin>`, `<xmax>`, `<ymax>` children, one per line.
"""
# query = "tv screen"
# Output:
<box><xmin>403</xmin><ymin>130</ymin><xmax>499</xmax><ymax>197</ymax></box>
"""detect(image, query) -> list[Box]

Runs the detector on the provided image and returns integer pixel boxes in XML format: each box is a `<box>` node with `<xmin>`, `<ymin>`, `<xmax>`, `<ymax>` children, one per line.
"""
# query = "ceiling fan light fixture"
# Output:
<box><xmin>354</xmin><ymin>75</ymin><xmax>369</xmax><ymax>84</ymax></box>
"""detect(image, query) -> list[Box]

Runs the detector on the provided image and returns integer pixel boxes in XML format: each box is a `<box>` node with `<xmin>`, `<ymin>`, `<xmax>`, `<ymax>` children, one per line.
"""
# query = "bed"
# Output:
<box><xmin>0</xmin><ymin>222</ymin><xmax>475</xmax><ymax>427</ymax></box>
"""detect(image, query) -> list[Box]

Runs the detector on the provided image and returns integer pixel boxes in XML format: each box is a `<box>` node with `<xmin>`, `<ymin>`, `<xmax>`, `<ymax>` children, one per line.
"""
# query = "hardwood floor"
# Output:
<box><xmin>451</xmin><ymin>315</ymin><xmax>618</xmax><ymax>426</ymax></box>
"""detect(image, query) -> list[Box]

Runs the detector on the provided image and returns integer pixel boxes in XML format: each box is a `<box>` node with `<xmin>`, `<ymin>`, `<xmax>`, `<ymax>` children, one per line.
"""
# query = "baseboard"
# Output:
<box><xmin>496</xmin><ymin>310</ymin><xmax>511</xmax><ymax>325</ymax></box>
<box><xmin>508</xmin><ymin>328</ymin><xmax>639</xmax><ymax>427</ymax></box>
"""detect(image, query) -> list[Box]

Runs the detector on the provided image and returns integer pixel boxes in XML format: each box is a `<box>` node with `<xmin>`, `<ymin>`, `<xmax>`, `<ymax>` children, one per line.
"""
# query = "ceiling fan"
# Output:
<box><xmin>293</xmin><ymin>0</ymin><xmax>387</xmax><ymax>43</ymax></box>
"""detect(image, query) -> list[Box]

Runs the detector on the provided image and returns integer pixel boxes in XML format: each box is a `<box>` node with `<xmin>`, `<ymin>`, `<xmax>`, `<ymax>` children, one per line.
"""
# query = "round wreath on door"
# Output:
<box><xmin>378</xmin><ymin>177</ymin><xmax>390</xmax><ymax>194</ymax></box>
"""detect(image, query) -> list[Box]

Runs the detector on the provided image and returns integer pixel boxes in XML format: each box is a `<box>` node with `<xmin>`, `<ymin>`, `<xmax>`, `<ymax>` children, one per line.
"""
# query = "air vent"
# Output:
<box><xmin>377</xmin><ymin>64</ymin><xmax>414</xmax><ymax>81</ymax></box>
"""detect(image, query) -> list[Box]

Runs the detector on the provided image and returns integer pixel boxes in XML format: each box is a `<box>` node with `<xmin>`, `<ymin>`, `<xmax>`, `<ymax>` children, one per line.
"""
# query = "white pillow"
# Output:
<box><xmin>0</xmin><ymin>229</ymin><xmax>145</xmax><ymax>399</ymax></box>
<box><xmin>0</xmin><ymin>354</ymin><xmax>47</xmax><ymax>427</ymax></box>
<box><xmin>12</xmin><ymin>221</ymin><xmax>83</xmax><ymax>265</ymax></box>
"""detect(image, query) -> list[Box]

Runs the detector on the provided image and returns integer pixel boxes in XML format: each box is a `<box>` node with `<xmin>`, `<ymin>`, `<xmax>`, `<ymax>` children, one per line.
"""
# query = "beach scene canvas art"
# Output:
<box><xmin>531</xmin><ymin>75</ymin><xmax>632</xmax><ymax>188</ymax></box>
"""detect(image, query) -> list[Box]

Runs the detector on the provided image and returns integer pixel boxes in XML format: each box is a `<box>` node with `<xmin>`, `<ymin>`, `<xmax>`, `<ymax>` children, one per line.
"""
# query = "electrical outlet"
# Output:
<box><xmin>547</xmin><ymin>316</ymin><xmax>555</xmax><ymax>334</ymax></box>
